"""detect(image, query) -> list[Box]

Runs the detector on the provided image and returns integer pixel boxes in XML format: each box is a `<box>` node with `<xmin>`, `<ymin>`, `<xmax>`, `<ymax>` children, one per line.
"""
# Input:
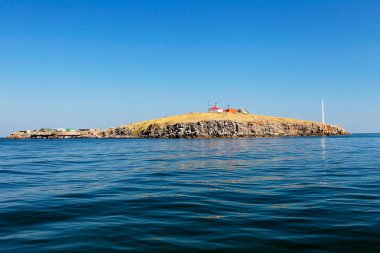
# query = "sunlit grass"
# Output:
<box><xmin>122</xmin><ymin>112</ymin><xmax>316</xmax><ymax>133</ymax></box>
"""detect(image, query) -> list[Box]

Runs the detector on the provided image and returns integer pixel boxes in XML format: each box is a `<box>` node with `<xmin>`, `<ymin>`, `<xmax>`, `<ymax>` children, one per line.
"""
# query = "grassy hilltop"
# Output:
<box><xmin>120</xmin><ymin>112</ymin><xmax>318</xmax><ymax>135</ymax></box>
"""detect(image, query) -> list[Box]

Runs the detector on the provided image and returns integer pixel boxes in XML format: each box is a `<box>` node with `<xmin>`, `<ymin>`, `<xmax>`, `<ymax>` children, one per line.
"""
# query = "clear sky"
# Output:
<box><xmin>1</xmin><ymin>0</ymin><xmax>379</xmax><ymax>136</ymax></box>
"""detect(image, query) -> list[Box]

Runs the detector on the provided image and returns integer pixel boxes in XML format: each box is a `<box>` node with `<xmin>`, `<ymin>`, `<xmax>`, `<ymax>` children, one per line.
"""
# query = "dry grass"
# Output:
<box><xmin>121</xmin><ymin>112</ymin><xmax>317</xmax><ymax>134</ymax></box>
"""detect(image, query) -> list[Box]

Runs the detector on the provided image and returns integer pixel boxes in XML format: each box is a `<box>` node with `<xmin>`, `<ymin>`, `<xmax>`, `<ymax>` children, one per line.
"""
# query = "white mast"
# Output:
<box><xmin>321</xmin><ymin>99</ymin><xmax>325</xmax><ymax>123</ymax></box>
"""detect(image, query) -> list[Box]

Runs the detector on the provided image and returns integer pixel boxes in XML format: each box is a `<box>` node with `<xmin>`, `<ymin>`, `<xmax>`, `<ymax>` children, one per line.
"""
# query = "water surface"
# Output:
<box><xmin>1</xmin><ymin>135</ymin><xmax>380</xmax><ymax>252</ymax></box>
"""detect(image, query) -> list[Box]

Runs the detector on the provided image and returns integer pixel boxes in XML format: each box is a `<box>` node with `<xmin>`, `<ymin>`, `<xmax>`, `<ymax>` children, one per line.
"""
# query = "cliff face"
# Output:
<box><xmin>138</xmin><ymin>120</ymin><xmax>348</xmax><ymax>138</ymax></box>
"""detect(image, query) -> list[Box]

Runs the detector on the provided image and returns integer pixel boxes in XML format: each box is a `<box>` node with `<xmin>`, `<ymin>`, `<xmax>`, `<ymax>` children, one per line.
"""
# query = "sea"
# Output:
<box><xmin>0</xmin><ymin>134</ymin><xmax>380</xmax><ymax>252</ymax></box>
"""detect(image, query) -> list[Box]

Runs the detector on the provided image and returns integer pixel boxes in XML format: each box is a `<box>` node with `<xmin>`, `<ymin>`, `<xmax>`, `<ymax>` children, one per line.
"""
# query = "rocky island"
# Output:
<box><xmin>7</xmin><ymin>112</ymin><xmax>349</xmax><ymax>139</ymax></box>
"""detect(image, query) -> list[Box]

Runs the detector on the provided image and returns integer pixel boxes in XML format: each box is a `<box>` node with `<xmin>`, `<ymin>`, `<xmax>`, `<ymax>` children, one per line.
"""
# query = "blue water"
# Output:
<box><xmin>1</xmin><ymin>135</ymin><xmax>380</xmax><ymax>252</ymax></box>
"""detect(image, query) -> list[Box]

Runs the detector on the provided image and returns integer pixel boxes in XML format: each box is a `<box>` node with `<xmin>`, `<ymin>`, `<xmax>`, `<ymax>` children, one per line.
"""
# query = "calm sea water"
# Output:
<box><xmin>1</xmin><ymin>135</ymin><xmax>380</xmax><ymax>252</ymax></box>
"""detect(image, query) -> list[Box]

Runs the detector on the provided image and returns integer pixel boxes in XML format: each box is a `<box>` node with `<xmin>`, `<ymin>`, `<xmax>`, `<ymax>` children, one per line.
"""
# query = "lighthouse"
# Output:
<box><xmin>321</xmin><ymin>99</ymin><xmax>325</xmax><ymax>123</ymax></box>
<box><xmin>208</xmin><ymin>103</ymin><xmax>223</xmax><ymax>113</ymax></box>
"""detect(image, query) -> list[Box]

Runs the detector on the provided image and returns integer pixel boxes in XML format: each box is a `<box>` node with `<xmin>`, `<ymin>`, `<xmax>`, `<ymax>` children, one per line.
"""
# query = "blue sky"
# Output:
<box><xmin>1</xmin><ymin>0</ymin><xmax>379</xmax><ymax>136</ymax></box>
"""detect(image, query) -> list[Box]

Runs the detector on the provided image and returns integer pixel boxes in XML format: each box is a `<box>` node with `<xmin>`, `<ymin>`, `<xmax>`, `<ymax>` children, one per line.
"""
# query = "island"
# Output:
<box><xmin>6</xmin><ymin>112</ymin><xmax>349</xmax><ymax>139</ymax></box>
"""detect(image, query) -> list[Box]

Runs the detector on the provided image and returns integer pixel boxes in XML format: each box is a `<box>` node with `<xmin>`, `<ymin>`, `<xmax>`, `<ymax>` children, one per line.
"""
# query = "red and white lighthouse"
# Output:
<box><xmin>208</xmin><ymin>103</ymin><xmax>223</xmax><ymax>113</ymax></box>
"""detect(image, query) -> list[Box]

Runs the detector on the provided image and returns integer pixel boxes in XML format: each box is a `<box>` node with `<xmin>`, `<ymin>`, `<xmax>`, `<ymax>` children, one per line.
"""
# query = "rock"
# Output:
<box><xmin>138</xmin><ymin>120</ymin><xmax>348</xmax><ymax>138</ymax></box>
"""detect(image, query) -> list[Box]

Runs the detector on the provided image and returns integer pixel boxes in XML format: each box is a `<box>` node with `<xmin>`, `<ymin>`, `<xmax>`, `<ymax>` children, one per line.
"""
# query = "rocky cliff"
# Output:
<box><xmin>134</xmin><ymin>120</ymin><xmax>347</xmax><ymax>138</ymax></box>
<box><xmin>110</xmin><ymin>112</ymin><xmax>349</xmax><ymax>138</ymax></box>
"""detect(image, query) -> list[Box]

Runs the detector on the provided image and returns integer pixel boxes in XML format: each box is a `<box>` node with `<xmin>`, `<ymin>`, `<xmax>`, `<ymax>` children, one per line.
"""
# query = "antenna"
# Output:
<box><xmin>321</xmin><ymin>99</ymin><xmax>325</xmax><ymax>123</ymax></box>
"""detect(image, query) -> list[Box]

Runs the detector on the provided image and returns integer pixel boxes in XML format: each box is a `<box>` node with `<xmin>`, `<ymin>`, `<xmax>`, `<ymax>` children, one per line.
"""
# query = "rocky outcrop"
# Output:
<box><xmin>139</xmin><ymin>120</ymin><xmax>348</xmax><ymax>138</ymax></box>
<box><xmin>102</xmin><ymin>127</ymin><xmax>133</xmax><ymax>138</ymax></box>
<box><xmin>6</xmin><ymin>128</ymin><xmax>134</xmax><ymax>139</ymax></box>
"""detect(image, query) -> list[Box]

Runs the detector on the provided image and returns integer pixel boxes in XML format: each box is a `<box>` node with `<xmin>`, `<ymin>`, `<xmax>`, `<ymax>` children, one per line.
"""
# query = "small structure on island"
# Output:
<box><xmin>40</xmin><ymin>128</ymin><xmax>53</xmax><ymax>132</ymax></box>
<box><xmin>208</xmin><ymin>103</ymin><xmax>224</xmax><ymax>113</ymax></box>
<box><xmin>224</xmin><ymin>105</ymin><xmax>238</xmax><ymax>113</ymax></box>
<box><xmin>208</xmin><ymin>103</ymin><xmax>249</xmax><ymax>114</ymax></box>
<box><xmin>238</xmin><ymin>108</ymin><xmax>249</xmax><ymax>114</ymax></box>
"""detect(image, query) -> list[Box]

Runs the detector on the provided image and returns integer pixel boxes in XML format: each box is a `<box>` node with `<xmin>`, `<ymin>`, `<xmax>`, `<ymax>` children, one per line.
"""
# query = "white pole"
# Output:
<box><xmin>322</xmin><ymin>99</ymin><xmax>325</xmax><ymax>123</ymax></box>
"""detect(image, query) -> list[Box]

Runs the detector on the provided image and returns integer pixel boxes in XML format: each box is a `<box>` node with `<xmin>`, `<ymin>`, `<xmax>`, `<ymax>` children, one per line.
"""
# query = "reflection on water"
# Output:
<box><xmin>1</xmin><ymin>135</ymin><xmax>380</xmax><ymax>252</ymax></box>
<box><xmin>320</xmin><ymin>137</ymin><xmax>328</xmax><ymax>186</ymax></box>
<box><xmin>321</xmin><ymin>136</ymin><xmax>327</xmax><ymax>161</ymax></box>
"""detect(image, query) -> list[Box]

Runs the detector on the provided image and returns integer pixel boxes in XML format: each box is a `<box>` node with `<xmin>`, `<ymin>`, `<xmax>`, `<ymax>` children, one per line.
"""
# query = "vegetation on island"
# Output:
<box><xmin>122</xmin><ymin>112</ymin><xmax>317</xmax><ymax>134</ymax></box>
